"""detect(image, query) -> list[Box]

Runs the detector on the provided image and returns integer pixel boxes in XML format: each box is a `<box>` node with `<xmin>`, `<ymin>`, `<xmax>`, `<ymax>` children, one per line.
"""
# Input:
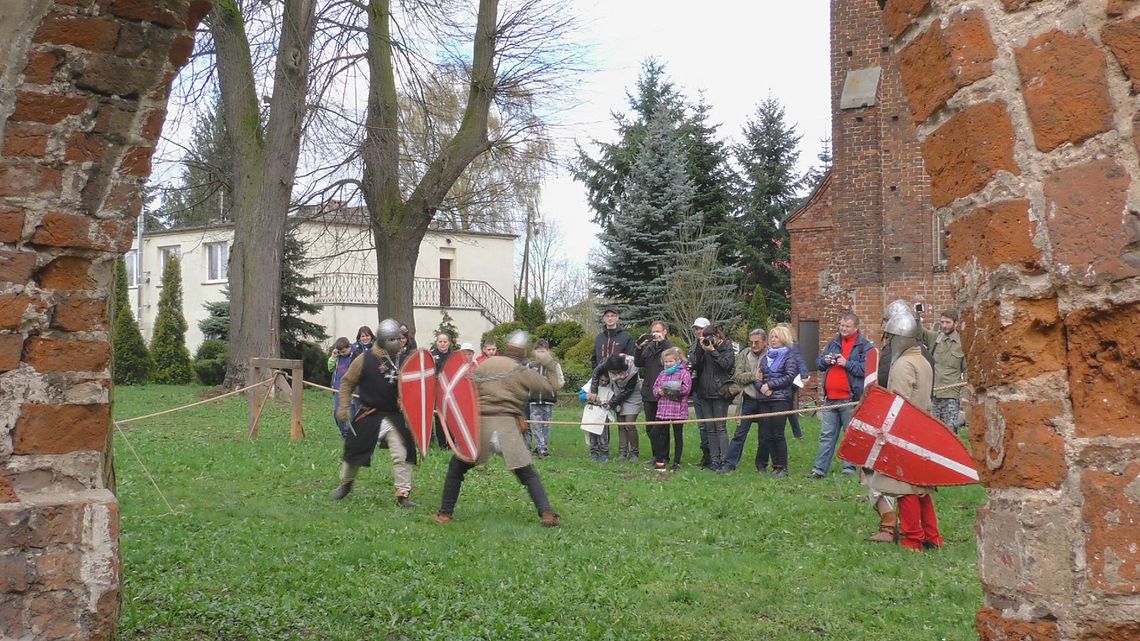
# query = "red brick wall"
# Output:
<box><xmin>0</xmin><ymin>1</ymin><xmax>208</xmax><ymax>639</ymax></box>
<box><xmin>882</xmin><ymin>0</ymin><xmax>1140</xmax><ymax>638</ymax></box>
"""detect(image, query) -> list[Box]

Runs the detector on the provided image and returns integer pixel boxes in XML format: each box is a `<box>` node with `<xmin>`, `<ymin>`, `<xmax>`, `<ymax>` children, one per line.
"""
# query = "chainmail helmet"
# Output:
<box><xmin>504</xmin><ymin>330</ymin><xmax>530</xmax><ymax>360</ymax></box>
<box><xmin>376</xmin><ymin>318</ymin><xmax>402</xmax><ymax>356</ymax></box>
<box><xmin>882</xmin><ymin>303</ymin><xmax>919</xmax><ymax>372</ymax></box>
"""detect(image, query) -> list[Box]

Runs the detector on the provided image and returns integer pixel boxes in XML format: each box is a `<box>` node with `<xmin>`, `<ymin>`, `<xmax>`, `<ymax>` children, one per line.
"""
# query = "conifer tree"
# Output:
<box><xmin>593</xmin><ymin>107</ymin><xmax>694</xmax><ymax>326</ymax></box>
<box><xmin>733</xmin><ymin>98</ymin><xmax>804</xmax><ymax>322</ymax></box>
<box><xmin>279</xmin><ymin>231</ymin><xmax>327</xmax><ymax>360</ymax></box>
<box><xmin>150</xmin><ymin>256</ymin><xmax>192</xmax><ymax>384</ymax></box>
<box><xmin>111</xmin><ymin>258</ymin><xmax>152</xmax><ymax>385</ymax></box>
<box><xmin>744</xmin><ymin>284</ymin><xmax>772</xmax><ymax>333</ymax></box>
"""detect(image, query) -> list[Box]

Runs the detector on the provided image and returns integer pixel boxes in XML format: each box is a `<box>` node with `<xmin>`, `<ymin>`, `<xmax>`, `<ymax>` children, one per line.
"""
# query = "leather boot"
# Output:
<box><xmin>867</xmin><ymin>510</ymin><xmax>897</xmax><ymax>543</ymax></box>
<box><xmin>329</xmin><ymin>480</ymin><xmax>353</xmax><ymax>500</ymax></box>
<box><xmin>396</xmin><ymin>494</ymin><xmax>417</xmax><ymax>508</ymax></box>
<box><xmin>540</xmin><ymin>511</ymin><xmax>561</xmax><ymax>527</ymax></box>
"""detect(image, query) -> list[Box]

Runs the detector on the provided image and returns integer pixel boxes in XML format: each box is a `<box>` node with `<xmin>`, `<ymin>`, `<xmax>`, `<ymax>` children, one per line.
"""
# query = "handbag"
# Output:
<box><xmin>718</xmin><ymin>380</ymin><xmax>743</xmax><ymax>399</ymax></box>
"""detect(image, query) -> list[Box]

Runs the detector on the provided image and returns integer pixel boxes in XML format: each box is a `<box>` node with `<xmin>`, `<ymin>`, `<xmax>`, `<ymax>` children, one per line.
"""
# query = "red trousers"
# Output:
<box><xmin>898</xmin><ymin>494</ymin><xmax>943</xmax><ymax>551</ymax></box>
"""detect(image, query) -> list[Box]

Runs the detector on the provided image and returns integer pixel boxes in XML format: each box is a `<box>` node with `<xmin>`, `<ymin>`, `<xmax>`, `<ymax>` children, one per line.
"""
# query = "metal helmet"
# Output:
<box><xmin>883</xmin><ymin>310</ymin><xmax>918</xmax><ymax>338</ymax></box>
<box><xmin>885</xmin><ymin>299</ymin><xmax>911</xmax><ymax>322</ymax></box>
<box><xmin>504</xmin><ymin>330</ymin><xmax>530</xmax><ymax>359</ymax></box>
<box><xmin>376</xmin><ymin>318</ymin><xmax>401</xmax><ymax>341</ymax></box>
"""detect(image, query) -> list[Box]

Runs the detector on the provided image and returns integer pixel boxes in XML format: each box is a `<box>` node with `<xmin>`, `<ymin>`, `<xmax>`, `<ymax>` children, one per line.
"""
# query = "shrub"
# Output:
<box><xmin>111</xmin><ymin>258</ymin><xmax>152</xmax><ymax>385</ymax></box>
<box><xmin>561</xmin><ymin>361</ymin><xmax>591</xmax><ymax>393</ymax></box>
<box><xmin>533</xmin><ymin>320</ymin><xmax>585</xmax><ymax>358</ymax></box>
<box><xmin>150</xmin><ymin>257</ymin><xmax>192</xmax><ymax>384</ymax></box>
<box><xmin>192</xmin><ymin>339</ymin><xmax>228</xmax><ymax>386</ymax></box>
<box><xmin>481</xmin><ymin>320</ymin><xmax>527</xmax><ymax>351</ymax></box>
<box><xmin>300</xmin><ymin>341</ymin><xmax>331</xmax><ymax>387</ymax></box>
<box><xmin>514</xmin><ymin>297</ymin><xmax>547</xmax><ymax>330</ymax></box>
<box><xmin>563</xmin><ymin>333</ymin><xmax>596</xmax><ymax>372</ymax></box>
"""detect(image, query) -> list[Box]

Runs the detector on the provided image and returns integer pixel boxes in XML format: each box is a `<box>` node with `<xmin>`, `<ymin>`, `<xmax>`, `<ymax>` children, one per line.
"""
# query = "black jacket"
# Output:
<box><xmin>592</xmin><ymin>325</ymin><xmax>635</xmax><ymax>369</ymax></box>
<box><xmin>690</xmin><ymin>340</ymin><xmax>735</xmax><ymax>399</ymax></box>
<box><xmin>634</xmin><ymin>337</ymin><xmax>675</xmax><ymax>402</ymax></box>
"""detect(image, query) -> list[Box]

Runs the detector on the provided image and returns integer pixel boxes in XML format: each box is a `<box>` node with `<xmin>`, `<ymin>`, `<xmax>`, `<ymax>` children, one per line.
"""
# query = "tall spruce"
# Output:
<box><xmin>733</xmin><ymin>98</ymin><xmax>804</xmax><ymax>322</ymax></box>
<box><xmin>156</xmin><ymin>99</ymin><xmax>233</xmax><ymax>229</ymax></box>
<box><xmin>279</xmin><ymin>231</ymin><xmax>327</xmax><ymax>360</ymax></box>
<box><xmin>111</xmin><ymin>258</ymin><xmax>152</xmax><ymax>385</ymax></box>
<box><xmin>593</xmin><ymin>107</ymin><xmax>694</xmax><ymax>326</ymax></box>
<box><xmin>150</xmin><ymin>256</ymin><xmax>192</xmax><ymax>384</ymax></box>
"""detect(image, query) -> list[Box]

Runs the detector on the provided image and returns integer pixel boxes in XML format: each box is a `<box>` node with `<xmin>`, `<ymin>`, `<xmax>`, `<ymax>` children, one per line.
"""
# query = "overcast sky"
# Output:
<box><xmin>544</xmin><ymin>0</ymin><xmax>832</xmax><ymax>266</ymax></box>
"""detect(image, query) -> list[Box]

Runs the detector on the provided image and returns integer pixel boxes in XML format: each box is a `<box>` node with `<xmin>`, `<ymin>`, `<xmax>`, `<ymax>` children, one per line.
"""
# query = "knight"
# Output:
<box><xmin>432</xmin><ymin>330</ymin><xmax>563</xmax><ymax>527</ymax></box>
<box><xmin>863</xmin><ymin>302</ymin><xmax>942</xmax><ymax>550</ymax></box>
<box><xmin>330</xmin><ymin>318</ymin><xmax>418</xmax><ymax>507</ymax></box>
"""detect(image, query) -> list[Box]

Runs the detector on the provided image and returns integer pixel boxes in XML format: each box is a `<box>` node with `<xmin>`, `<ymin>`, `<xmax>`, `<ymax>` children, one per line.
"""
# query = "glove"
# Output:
<box><xmin>336</xmin><ymin>409</ymin><xmax>349</xmax><ymax>423</ymax></box>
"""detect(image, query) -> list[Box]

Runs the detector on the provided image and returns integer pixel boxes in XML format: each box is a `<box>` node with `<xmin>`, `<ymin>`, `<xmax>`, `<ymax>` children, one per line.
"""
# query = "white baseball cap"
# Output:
<box><xmin>692</xmin><ymin>317</ymin><xmax>710</xmax><ymax>329</ymax></box>
<box><xmin>460</xmin><ymin>342</ymin><xmax>475</xmax><ymax>352</ymax></box>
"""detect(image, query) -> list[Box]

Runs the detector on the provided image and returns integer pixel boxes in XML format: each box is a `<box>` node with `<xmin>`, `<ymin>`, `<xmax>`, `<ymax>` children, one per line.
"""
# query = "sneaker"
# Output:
<box><xmin>629</xmin><ymin>455</ymin><xmax>639</xmax><ymax>464</ymax></box>
<box><xmin>719</xmin><ymin>466</ymin><xmax>736</xmax><ymax>473</ymax></box>
<box><xmin>806</xmin><ymin>470</ymin><xmax>826</xmax><ymax>479</ymax></box>
<box><xmin>432</xmin><ymin>512</ymin><xmax>452</xmax><ymax>524</ymax></box>
<box><xmin>540</xmin><ymin>511</ymin><xmax>561</xmax><ymax>527</ymax></box>
<box><xmin>841</xmin><ymin>468</ymin><xmax>857</xmax><ymax>476</ymax></box>
<box><xmin>670</xmin><ymin>463</ymin><xmax>681</xmax><ymax>472</ymax></box>
<box><xmin>654</xmin><ymin>462</ymin><xmax>667</xmax><ymax>472</ymax></box>
<box><xmin>396</xmin><ymin>495</ymin><xmax>417</xmax><ymax>508</ymax></box>
<box><xmin>771</xmin><ymin>468</ymin><xmax>788</xmax><ymax>478</ymax></box>
<box><xmin>589</xmin><ymin>453</ymin><xmax>598</xmax><ymax>462</ymax></box>
<box><xmin>616</xmin><ymin>453</ymin><xmax>628</xmax><ymax>462</ymax></box>
<box><xmin>599</xmin><ymin>455</ymin><xmax>609</xmax><ymax>463</ymax></box>
<box><xmin>329</xmin><ymin>480</ymin><xmax>354</xmax><ymax>500</ymax></box>
<box><xmin>757</xmin><ymin>467</ymin><xmax>768</xmax><ymax>474</ymax></box>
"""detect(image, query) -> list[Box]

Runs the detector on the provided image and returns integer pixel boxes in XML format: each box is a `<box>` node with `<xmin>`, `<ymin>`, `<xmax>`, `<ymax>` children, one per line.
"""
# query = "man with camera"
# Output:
<box><xmin>920</xmin><ymin>308</ymin><xmax>966</xmax><ymax>433</ymax></box>
<box><xmin>807</xmin><ymin>313</ymin><xmax>872</xmax><ymax>479</ymax></box>
<box><xmin>635</xmin><ymin>321</ymin><xmax>676</xmax><ymax>459</ymax></box>
<box><xmin>690</xmin><ymin>324</ymin><xmax>736</xmax><ymax>471</ymax></box>
<box><xmin>688</xmin><ymin>317</ymin><xmax>712</xmax><ymax>467</ymax></box>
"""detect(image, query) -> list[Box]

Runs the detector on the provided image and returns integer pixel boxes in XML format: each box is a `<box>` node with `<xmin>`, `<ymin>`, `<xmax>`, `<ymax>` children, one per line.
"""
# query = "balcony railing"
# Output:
<box><xmin>313</xmin><ymin>273</ymin><xmax>513</xmax><ymax>325</ymax></box>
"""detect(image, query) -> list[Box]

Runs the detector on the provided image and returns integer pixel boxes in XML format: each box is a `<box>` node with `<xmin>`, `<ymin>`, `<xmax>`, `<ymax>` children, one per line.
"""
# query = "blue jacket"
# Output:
<box><xmin>757</xmin><ymin>348</ymin><xmax>799</xmax><ymax>403</ymax></box>
<box><xmin>817</xmin><ymin>331</ymin><xmax>873</xmax><ymax>400</ymax></box>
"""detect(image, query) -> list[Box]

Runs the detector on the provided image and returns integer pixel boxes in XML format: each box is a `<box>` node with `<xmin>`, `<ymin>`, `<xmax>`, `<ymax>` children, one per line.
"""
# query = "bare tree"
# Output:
<box><xmin>663</xmin><ymin>215</ymin><xmax>742</xmax><ymax>344</ymax></box>
<box><xmin>206</xmin><ymin>0</ymin><xmax>317</xmax><ymax>386</ymax></box>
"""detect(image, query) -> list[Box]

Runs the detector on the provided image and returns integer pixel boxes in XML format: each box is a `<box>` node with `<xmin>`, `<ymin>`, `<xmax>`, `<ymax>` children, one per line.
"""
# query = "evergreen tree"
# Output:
<box><xmin>743</xmin><ymin>284</ymin><xmax>772</xmax><ymax>333</ymax></box>
<box><xmin>733</xmin><ymin>98</ymin><xmax>804</xmax><ymax>322</ymax></box>
<box><xmin>593</xmin><ymin>107</ymin><xmax>694</xmax><ymax>326</ymax></box>
<box><xmin>802</xmin><ymin>136</ymin><xmax>833</xmax><ymax>194</ymax></box>
<box><xmin>198</xmin><ymin>297</ymin><xmax>230</xmax><ymax>342</ymax></box>
<box><xmin>278</xmin><ymin>231</ymin><xmax>328</xmax><ymax>360</ymax></box>
<box><xmin>514</xmin><ymin>296</ymin><xmax>547</xmax><ymax>330</ymax></box>
<box><xmin>436</xmin><ymin>311</ymin><xmax>459</xmax><ymax>345</ymax></box>
<box><xmin>150</xmin><ymin>256</ymin><xmax>192</xmax><ymax>384</ymax></box>
<box><xmin>111</xmin><ymin>258</ymin><xmax>152</xmax><ymax>385</ymax></box>
<box><xmin>663</xmin><ymin>213</ymin><xmax>742</xmax><ymax>341</ymax></box>
<box><xmin>154</xmin><ymin>99</ymin><xmax>233</xmax><ymax>229</ymax></box>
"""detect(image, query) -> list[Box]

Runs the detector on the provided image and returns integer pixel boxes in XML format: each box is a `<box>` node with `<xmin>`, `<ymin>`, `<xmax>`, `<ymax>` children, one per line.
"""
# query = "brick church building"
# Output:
<box><xmin>787</xmin><ymin>0</ymin><xmax>957</xmax><ymax>363</ymax></box>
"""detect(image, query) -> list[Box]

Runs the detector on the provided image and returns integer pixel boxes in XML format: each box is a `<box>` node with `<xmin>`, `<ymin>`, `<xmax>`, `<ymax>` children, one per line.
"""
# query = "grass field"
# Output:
<box><xmin>112</xmin><ymin>385</ymin><xmax>985</xmax><ymax>641</ymax></box>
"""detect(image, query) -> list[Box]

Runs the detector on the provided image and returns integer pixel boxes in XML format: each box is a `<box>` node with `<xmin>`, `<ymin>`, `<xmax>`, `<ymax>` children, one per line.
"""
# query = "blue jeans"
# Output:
<box><xmin>812</xmin><ymin>399</ymin><xmax>857</xmax><ymax>475</ymax></box>
<box><xmin>527</xmin><ymin>403</ymin><xmax>552</xmax><ymax>454</ymax></box>
<box><xmin>725</xmin><ymin>396</ymin><xmax>762</xmax><ymax>469</ymax></box>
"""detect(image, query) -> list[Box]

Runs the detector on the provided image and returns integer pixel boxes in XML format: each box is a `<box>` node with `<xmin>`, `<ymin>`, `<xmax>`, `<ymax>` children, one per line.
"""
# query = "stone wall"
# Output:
<box><xmin>882</xmin><ymin>0</ymin><xmax>1140</xmax><ymax>639</ymax></box>
<box><xmin>0</xmin><ymin>1</ymin><xmax>207</xmax><ymax>639</ymax></box>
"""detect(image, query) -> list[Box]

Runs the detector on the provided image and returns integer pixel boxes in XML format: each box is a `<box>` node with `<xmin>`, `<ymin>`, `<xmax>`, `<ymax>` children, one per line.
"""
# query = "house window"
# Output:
<box><xmin>206</xmin><ymin>242</ymin><xmax>229</xmax><ymax>282</ymax></box>
<box><xmin>124</xmin><ymin>250</ymin><xmax>139</xmax><ymax>287</ymax></box>
<box><xmin>159</xmin><ymin>245</ymin><xmax>181</xmax><ymax>280</ymax></box>
<box><xmin>933</xmin><ymin>213</ymin><xmax>948</xmax><ymax>268</ymax></box>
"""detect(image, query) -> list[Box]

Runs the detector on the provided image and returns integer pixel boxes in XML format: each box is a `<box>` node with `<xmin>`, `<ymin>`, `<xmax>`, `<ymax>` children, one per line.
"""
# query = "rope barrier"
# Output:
<box><xmin>112</xmin><ymin>375</ymin><xmax>278</xmax><ymax>518</ymax></box>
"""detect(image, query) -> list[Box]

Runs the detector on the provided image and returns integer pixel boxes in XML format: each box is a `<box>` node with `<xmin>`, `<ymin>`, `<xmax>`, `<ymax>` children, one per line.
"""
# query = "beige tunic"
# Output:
<box><xmin>472</xmin><ymin>352</ymin><xmax>561</xmax><ymax>469</ymax></box>
<box><xmin>869</xmin><ymin>346</ymin><xmax>935</xmax><ymax>496</ymax></box>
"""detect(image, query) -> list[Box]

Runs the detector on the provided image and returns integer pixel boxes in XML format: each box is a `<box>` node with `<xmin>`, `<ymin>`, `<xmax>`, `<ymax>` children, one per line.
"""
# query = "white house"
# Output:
<box><xmin>124</xmin><ymin>206</ymin><xmax>516</xmax><ymax>354</ymax></box>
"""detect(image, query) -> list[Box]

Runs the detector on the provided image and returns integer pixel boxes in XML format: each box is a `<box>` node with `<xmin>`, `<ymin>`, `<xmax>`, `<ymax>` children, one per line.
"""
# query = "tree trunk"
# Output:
<box><xmin>210</xmin><ymin>0</ymin><xmax>316</xmax><ymax>388</ymax></box>
<box><xmin>362</xmin><ymin>0</ymin><xmax>499</xmax><ymax>325</ymax></box>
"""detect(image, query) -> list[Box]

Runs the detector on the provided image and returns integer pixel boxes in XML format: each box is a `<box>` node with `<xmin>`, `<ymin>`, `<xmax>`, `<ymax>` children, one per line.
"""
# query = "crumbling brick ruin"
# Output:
<box><xmin>0</xmin><ymin>1</ymin><xmax>207</xmax><ymax>638</ymax></box>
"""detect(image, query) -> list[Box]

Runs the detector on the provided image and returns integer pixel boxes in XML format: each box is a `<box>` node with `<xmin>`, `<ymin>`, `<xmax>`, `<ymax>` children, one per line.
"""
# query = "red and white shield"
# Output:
<box><xmin>398</xmin><ymin>348</ymin><xmax>436</xmax><ymax>457</ymax></box>
<box><xmin>437</xmin><ymin>354</ymin><xmax>480</xmax><ymax>463</ymax></box>
<box><xmin>838</xmin><ymin>385</ymin><xmax>978</xmax><ymax>486</ymax></box>
<box><xmin>863</xmin><ymin>346</ymin><xmax>879</xmax><ymax>393</ymax></box>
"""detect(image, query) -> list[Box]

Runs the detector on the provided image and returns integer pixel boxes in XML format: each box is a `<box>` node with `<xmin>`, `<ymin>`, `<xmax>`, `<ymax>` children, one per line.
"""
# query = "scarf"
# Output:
<box><xmin>664</xmin><ymin>362</ymin><xmax>681</xmax><ymax>375</ymax></box>
<box><xmin>766</xmin><ymin>346</ymin><xmax>789</xmax><ymax>373</ymax></box>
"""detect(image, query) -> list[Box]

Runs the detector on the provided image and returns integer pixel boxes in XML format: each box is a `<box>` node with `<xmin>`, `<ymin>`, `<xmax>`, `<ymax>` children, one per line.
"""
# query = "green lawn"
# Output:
<box><xmin>112</xmin><ymin>385</ymin><xmax>984</xmax><ymax>641</ymax></box>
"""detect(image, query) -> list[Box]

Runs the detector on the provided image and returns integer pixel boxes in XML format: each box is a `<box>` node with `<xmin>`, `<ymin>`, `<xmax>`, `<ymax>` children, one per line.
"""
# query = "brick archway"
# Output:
<box><xmin>0</xmin><ymin>1</ymin><xmax>208</xmax><ymax>638</ymax></box>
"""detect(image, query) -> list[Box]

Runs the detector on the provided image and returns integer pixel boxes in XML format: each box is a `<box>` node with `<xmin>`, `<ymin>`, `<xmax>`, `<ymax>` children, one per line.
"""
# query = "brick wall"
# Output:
<box><xmin>882</xmin><ymin>0</ymin><xmax>1140</xmax><ymax>639</ymax></box>
<box><xmin>789</xmin><ymin>0</ymin><xmax>953</xmax><ymax>360</ymax></box>
<box><xmin>0</xmin><ymin>1</ymin><xmax>207</xmax><ymax>639</ymax></box>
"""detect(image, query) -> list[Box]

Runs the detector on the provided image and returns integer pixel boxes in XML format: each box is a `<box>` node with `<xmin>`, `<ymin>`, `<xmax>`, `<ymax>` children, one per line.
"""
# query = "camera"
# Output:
<box><xmin>824</xmin><ymin>353</ymin><xmax>838</xmax><ymax>365</ymax></box>
<box><xmin>914</xmin><ymin>303</ymin><xmax>926</xmax><ymax>314</ymax></box>
<box><xmin>701</xmin><ymin>336</ymin><xmax>714</xmax><ymax>347</ymax></box>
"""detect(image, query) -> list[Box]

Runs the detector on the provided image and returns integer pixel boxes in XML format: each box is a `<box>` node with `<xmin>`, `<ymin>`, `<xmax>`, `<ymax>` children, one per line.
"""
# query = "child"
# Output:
<box><xmin>651</xmin><ymin>347</ymin><xmax>692</xmax><ymax>472</ymax></box>
<box><xmin>525</xmin><ymin>339</ymin><xmax>563</xmax><ymax>458</ymax></box>
<box><xmin>580</xmin><ymin>371</ymin><xmax>613</xmax><ymax>462</ymax></box>
<box><xmin>328</xmin><ymin>337</ymin><xmax>356</xmax><ymax>439</ymax></box>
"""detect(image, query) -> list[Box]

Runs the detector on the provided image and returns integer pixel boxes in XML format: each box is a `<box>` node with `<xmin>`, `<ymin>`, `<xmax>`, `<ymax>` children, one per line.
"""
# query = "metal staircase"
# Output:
<box><xmin>314</xmin><ymin>273</ymin><xmax>513</xmax><ymax>325</ymax></box>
